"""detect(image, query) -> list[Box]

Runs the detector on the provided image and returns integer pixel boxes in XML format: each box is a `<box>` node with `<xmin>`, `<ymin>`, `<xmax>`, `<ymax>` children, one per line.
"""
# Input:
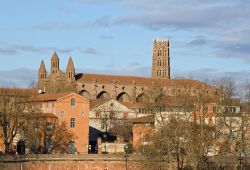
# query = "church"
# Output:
<box><xmin>38</xmin><ymin>39</ymin><xmax>217</xmax><ymax>103</ymax></box>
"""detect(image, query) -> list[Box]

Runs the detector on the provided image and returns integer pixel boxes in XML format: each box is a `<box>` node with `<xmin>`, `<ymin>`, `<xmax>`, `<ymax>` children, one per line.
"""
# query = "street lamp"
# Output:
<box><xmin>124</xmin><ymin>144</ymin><xmax>129</xmax><ymax>170</ymax></box>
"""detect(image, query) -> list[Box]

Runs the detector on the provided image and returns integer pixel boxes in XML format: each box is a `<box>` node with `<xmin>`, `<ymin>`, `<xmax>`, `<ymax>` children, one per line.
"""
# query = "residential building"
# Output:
<box><xmin>34</xmin><ymin>92</ymin><xmax>89</xmax><ymax>153</ymax></box>
<box><xmin>89</xmin><ymin>99</ymin><xmax>137</xmax><ymax>153</ymax></box>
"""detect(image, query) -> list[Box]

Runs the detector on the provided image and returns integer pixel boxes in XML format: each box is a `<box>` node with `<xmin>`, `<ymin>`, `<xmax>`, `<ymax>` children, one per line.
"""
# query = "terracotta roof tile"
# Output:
<box><xmin>75</xmin><ymin>73</ymin><xmax>214</xmax><ymax>89</ymax></box>
<box><xmin>41</xmin><ymin>113</ymin><xmax>58</xmax><ymax>119</ymax></box>
<box><xmin>89</xmin><ymin>99</ymin><xmax>108</xmax><ymax>109</ymax></box>
<box><xmin>33</xmin><ymin>92</ymin><xmax>71</xmax><ymax>102</ymax></box>
<box><xmin>0</xmin><ymin>88</ymin><xmax>36</xmax><ymax>96</ymax></box>
<box><xmin>122</xmin><ymin>101</ymin><xmax>149</xmax><ymax>108</ymax></box>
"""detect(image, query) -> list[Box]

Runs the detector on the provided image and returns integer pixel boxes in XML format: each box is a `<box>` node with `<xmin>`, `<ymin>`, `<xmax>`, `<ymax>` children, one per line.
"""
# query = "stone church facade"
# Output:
<box><xmin>38</xmin><ymin>39</ymin><xmax>217</xmax><ymax>103</ymax></box>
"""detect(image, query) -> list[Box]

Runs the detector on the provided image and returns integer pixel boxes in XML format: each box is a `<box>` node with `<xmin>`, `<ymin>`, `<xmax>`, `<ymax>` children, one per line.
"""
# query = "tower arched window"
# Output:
<box><xmin>159</xmin><ymin>60</ymin><xmax>161</xmax><ymax>66</ymax></box>
<box><xmin>159</xmin><ymin>70</ymin><xmax>162</xmax><ymax>76</ymax></box>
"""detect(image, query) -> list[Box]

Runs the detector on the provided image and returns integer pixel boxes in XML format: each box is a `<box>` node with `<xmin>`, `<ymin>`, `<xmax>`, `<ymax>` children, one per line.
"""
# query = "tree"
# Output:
<box><xmin>0</xmin><ymin>88</ymin><xmax>38</xmax><ymax>154</ymax></box>
<box><xmin>111</xmin><ymin>120</ymin><xmax>133</xmax><ymax>142</ymax></box>
<box><xmin>141</xmin><ymin>79</ymin><xmax>223</xmax><ymax>170</ymax></box>
<box><xmin>49</xmin><ymin>121</ymin><xmax>76</xmax><ymax>153</ymax></box>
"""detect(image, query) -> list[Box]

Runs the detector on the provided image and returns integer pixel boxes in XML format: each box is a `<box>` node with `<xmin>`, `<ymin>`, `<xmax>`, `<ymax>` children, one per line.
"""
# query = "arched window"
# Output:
<box><xmin>71</xmin><ymin>98</ymin><xmax>75</xmax><ymax>107</ymax></box>
<box><xmin>61</xmin><ymin>111</ymin><xmax>65</xmax><ymax>117</ymax></box>
<box><xmin>80</xmin><ymin>112</ymin><xmax>84</xmax><ymax>117</ymax></box>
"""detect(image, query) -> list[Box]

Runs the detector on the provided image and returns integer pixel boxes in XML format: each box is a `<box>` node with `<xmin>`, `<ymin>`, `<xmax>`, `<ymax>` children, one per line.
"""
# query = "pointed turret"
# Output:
<box><xmin>66</xmin><ymin>56</ymin><xmax>75</xmax><ymax>80</ymax></box>
<box><xmin>51</xmin><ymin>52</ymin><xmax>59</xmax><ymax>74</ymax></box>
<box><xmin>38</xmin><ymin>60</ymin><xmax>47</xmax><ymax>80</ymax></box>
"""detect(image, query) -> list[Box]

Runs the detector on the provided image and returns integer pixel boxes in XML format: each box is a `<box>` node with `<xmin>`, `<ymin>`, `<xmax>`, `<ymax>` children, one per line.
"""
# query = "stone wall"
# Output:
<box><xmin>0</xmin><ymin>154</ymin><xmax>143</xmax><ymax>170</ymax></box>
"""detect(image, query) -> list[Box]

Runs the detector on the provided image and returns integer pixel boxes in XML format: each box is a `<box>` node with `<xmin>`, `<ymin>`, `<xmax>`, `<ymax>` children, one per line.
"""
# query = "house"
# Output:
<box><xmin>89</xmin><ymin>99</ymin><xmax>138</xmax><ymax>153</ymax></box>
<box><xmin>131</xmin><ymin>115</ymin><xmax>155</xmax><ymax>152</ymax></box>
<box><xmin>34</xmin><ymin>92</ymin><xmax>89</xmax><ymax>153</ymax></box>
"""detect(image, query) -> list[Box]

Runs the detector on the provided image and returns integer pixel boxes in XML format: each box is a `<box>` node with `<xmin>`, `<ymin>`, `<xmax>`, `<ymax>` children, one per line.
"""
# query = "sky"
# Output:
<box><xmin>0</xmin><ymin>0</ymin><xmax>250</xmax><ymax>87</ymax></box>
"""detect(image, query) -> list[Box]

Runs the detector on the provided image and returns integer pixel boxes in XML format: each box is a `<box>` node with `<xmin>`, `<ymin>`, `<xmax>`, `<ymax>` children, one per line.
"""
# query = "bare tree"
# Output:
<box><xmin>49</xmin><ymin>121</ymin><xmax>76</xmax><ymax>153</ymax></box>
<box><xmin>0</xmin><ymin>88</ymin><xmax>38</xmax><ymax>154</ymax></box>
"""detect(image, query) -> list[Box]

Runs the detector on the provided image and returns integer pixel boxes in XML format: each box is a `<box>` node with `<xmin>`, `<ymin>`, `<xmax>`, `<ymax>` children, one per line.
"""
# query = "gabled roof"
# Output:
<box><xmin>33</xmin><ymin>92</ymin><xmax>72</xmax><ymax>102</ymax></box>
<box><xmin>33</xmin><ymin>92</ymin><xmax>90</xmax><ymax>102</ymax></box>
<box><xmin>90</xmin><ymin>99</ymin><xmax>137</xmax><ymax>113</ymax></box>
<box><xmin>90</xmin><ymin>99</ymin><xmax>108</xmax><ymax>109</ymax></box>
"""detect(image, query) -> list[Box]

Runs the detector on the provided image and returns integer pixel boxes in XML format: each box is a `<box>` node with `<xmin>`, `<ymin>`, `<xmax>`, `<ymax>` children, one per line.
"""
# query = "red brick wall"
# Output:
<box><xmin>55</xmin><ymin>94</ymin><xmax>89</xmax><ymax>153</ymax></box>
<box><xmin>0</xmin><ymin>155</ymin><xmax>143</xmax><ymax>170</ymax></box>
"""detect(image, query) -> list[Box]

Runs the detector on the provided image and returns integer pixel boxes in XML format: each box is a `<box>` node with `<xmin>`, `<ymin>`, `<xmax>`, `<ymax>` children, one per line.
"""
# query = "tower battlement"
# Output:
<box><xmin>152</xmin><ymin>38</ymin><xmax>170</xmax><ymax>79</ymax></box>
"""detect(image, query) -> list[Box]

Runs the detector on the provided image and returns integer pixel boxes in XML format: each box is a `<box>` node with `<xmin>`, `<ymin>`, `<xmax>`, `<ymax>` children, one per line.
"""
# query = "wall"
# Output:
<box><xmin>0</xmin><ymin>155</ymin><xmax>143</xmax><ymax>170</ymax></box>
<box><xmin>55</xmin><ymin>93</ymin><xmax>89</xmax><ymax>153</ymax></box>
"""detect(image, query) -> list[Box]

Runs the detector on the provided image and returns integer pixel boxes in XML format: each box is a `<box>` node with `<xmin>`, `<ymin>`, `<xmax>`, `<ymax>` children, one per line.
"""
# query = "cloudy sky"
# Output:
<box><xmin>0</xmin><ymin>0</ymin><xmax>250</xmax><ymax>87</ymax></box>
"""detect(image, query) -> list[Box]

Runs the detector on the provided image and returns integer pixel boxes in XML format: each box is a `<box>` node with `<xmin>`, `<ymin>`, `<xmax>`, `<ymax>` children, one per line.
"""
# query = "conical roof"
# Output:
<box><xmin>51</xmin><ymin>51</ymin><xmax>59</xmax><ymax>60</ymax></box>
<box><xmin>66</xmin><ymin>56</ymin><xmax>75</xmax><ymax>71</ymax></box>
<box><xmin>39</xmin><ymin>60</ymin><xmax>46</xmax><ymax>73</ymax></box>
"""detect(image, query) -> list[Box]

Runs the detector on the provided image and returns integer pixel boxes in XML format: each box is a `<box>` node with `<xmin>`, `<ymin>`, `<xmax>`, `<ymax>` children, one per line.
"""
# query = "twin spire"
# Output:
<box><xmin>38</xmin><ymin>52</ymin><xmax>75</xmax><ymax>80</ymax></box>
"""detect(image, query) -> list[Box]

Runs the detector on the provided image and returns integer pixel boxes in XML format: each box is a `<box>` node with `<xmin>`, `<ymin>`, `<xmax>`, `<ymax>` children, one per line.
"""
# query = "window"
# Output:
<box><xmin>71</xmin><ymin>98</ymin><xmax>75</xmax><ymax>107</ymax></box>
<box><xmin>95</xmin><ymin>112</ymin><xmax>100</xmax><ymax>118</ymax></box>
<box><xmin>110</xmin><ymin>111</ymin><xmax>115</xmax><ymax>118</ymax></box>
<box><xmin>80</xmin><ymin>112</ymin><xmax>84</xmax><ymax>117</ymax></box>
<box><xmin>70</xmin><ymin>118</ymin><xmax>75</xmax><ymax>128</ymax></box>
<box><xmin>123</xmin><ymin>112</ymin><xmax>128</xmax><ymax>119</ymax></box>
<box><xmin>213</xmin><ymin>106</ymin><xmax>216</xmax><ymax>113</ymax></box>
<box><xmin>46</xmin><ymin>122</ymin><xmax>52</xmax><ymax>131</ymax></box>
<box><xmin>61</xmin><ymin>111</ymin><xmax>65</xmax><ymax>117</ymax></box>
<box><xmin>144</xmin><ymin>134</ymin><xmax>150</xmax><ymax>142</ymax></box>
<box><xmin>101</xmin><ymin>120</ymin><xmax>106</xmax><ymax>130</ymax></box>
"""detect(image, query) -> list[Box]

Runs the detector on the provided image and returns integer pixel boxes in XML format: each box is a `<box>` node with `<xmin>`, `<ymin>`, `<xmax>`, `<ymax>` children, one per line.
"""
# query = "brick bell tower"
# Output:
<box><xmin>152</xmin><ymin>38</ymin><xmax>170</xmax><ymax>79</ymax></box>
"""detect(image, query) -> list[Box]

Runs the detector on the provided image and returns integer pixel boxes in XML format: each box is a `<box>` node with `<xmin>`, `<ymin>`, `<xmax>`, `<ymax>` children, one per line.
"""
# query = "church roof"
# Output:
<box><xmin>39</xmin><ymin>60</ymin><xmax>46</xmax><ymax>72</ymax></box>
<box><xmin>66</xmin><ymin>57</ymin><xmax>75</xmax><ymax>71</ymax></box>
<box><xmin>51</xmin><ymin>51</ymin><xmax>59</xmax><ymax>60</ymax></box>
<box><xmin>75</xmin><ymin>73</ymin><xmax>214</xmax><ymax>89</ymax></box>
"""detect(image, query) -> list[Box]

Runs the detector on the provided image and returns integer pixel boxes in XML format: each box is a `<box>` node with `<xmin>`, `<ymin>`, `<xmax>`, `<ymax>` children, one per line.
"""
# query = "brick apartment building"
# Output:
<box><xmin>34</xmin><ymin>92</ymin><xmax>89</xmax><ymax>153</ymax></box>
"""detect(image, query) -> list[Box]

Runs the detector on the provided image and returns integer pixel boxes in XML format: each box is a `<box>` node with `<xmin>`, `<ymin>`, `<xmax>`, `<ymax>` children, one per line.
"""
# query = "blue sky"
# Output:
<box><xmin>0</xmin><ymin>0</ymin><xmax>250</xmax><ymax>87</ymax></box>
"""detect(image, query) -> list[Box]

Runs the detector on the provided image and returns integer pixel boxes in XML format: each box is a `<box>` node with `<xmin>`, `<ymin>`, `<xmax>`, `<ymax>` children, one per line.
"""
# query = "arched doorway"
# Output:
<box><xmin>96</xmin><ymin>91</ymin><xmax>110</xmax><ymax>99</ymax></box>
<box><xmin>79</xmin><ymin>90</ymin><xmax>91</xmax><ymax>99</ymax></box>
<box><xmin>116</xmin><ymin>92</ymin><xmax>131</xmax><ymax>102</ymax></box>
<box><xmin>136</xmin><ymin>93</ymin><xmax>150</xmax><ymax>103</ymax></box>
